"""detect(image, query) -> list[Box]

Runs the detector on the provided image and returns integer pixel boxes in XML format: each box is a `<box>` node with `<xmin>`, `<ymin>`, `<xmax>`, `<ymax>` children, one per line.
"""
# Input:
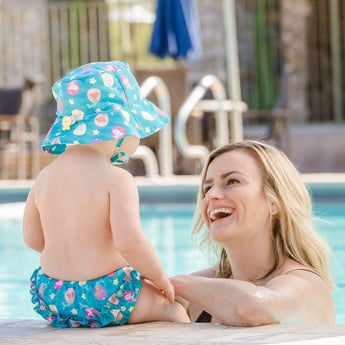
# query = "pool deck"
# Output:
<box><xmin>1</xmin><ymin>319</ymin><xmax>345</xmax><ymax>345</ymax></box>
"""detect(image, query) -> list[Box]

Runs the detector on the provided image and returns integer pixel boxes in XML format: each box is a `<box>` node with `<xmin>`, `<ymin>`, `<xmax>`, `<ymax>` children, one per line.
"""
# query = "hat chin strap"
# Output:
<box><xmin>110</xmin><ymin>138</ymin><xmax>129</xmax><ymax>165</ymax></box>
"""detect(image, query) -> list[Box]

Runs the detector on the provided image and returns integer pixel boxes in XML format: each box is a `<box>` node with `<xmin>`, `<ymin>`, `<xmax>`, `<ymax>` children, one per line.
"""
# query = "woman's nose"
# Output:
<box><xmin>205</xmin><ymin>185</ymin><xmax>223</xmax><ymax>200</ymax></box>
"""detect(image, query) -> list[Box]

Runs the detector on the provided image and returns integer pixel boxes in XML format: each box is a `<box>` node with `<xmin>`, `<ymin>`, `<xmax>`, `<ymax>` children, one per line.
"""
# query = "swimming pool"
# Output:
<box><xmin>0</xmin><ymin>183</ymin><xmax>344</xmax><ymax>324</ymax></box>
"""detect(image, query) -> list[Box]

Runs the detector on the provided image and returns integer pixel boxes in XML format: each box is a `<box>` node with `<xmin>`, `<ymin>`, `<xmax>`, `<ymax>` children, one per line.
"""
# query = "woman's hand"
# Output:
<box><xmin>150</xmin><ymin>274</ymin><xmax>175</xmax><ymax>304</ymax></box>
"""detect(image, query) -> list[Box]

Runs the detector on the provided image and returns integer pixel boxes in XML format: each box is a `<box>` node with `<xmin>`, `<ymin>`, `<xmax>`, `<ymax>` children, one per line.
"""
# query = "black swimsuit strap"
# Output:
<box><xmin>195</xmin><ymin>310</ymin><xmax>212</xmax><ymax>323</ymax></box>
<box><xmin>285</xmin><ymin>268</ymin><xmax>322</xmax><ymax>279</ymax></box>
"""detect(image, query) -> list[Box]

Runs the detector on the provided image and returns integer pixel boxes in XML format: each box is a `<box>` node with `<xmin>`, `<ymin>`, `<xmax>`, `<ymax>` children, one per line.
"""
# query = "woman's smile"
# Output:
<box><xmin>209</xmin><ymin>207</ymin><xmax>234</xmax><ymax>222</ymax></box>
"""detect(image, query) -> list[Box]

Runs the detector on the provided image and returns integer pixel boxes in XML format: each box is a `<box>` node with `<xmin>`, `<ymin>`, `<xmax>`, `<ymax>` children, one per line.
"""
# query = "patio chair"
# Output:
<box><xmin>243</xmin><ymin>66</ymin><xmax>292</xmax><ymax>155</ymax></box>
<box><xmin>243</xmin><ymin>108</ymin><xmax>290</xmax><ymax>153</ymax></box>
<box><xmin>0</xmin><ymin>76</ymin><xmax>42</xmax><ymax>179</ymax></box>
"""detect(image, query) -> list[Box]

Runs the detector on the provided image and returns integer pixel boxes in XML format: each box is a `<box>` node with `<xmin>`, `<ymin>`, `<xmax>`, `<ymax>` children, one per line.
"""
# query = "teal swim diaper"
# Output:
<box><xmin>30</xmin><ymin>266</ymin><xmax>142</xmax><ymax>328</ymax></box>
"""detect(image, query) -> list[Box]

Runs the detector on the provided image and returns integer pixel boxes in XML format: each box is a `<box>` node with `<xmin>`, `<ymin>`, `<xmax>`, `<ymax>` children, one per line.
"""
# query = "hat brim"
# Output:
<box><xmin>41</xmin><ymin>100</ymin><xmax>169</xmax><ymax>155</ymax></box>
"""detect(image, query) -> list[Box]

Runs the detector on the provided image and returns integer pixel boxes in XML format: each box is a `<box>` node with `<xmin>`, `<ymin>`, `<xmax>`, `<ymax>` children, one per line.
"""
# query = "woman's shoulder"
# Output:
<box><xmin>266</xmin><ymin>259</ymin><xmax>331</xmax><ymax>297</ymax></box>
<box><xmin>266</xmin><ymin>260</ymin><xmax>335</xmax><ymax>324</ymax></box>
<box><xmin>190</xmin><ymin>267</ymin><xmax>218</xmax><ymax>278</ymax></box>
<box><xmin>279</xmin><ymin>259</ymin><xmax>322</xmax><ymax>280</ymax></box>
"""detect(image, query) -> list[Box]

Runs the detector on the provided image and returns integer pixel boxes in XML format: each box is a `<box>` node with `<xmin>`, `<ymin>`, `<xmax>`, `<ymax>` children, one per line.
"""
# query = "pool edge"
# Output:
<box><xmin>1</xmin><ymin>174</ymin><xmax>345</xmax><ymax>204</ymax></box>
<box><xmin>0</xmin><ymin>319</ymin><xmax>345</xmax><ymax>344</ymax></box>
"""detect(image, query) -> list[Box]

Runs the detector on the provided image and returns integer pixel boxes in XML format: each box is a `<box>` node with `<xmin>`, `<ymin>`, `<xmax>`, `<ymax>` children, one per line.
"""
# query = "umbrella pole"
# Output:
<box><xmin>223</xmin><ymin>0</ymin><xmax>244</xmax><ymax>142</ymax></box>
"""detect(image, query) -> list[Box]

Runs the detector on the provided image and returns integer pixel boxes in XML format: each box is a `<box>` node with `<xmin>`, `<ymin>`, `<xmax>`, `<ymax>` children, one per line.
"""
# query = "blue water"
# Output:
<box><xmin>0</xmin><ymin>202</ymin><xmax>344</xmax><ymax>324</ymax></box>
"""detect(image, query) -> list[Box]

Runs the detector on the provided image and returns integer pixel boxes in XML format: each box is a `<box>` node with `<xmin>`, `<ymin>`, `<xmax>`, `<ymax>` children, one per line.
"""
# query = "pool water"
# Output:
<box><xmin>0</xmin><ymin>202</ymin><xmax>344</xmax><ymax>324</ymax></box>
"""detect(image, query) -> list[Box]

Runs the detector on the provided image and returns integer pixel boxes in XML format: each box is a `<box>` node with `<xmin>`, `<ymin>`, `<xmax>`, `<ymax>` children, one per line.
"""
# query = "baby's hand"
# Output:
<box><xmin>151</xmin><ymin>274</ymin><xmax>175</xmax><ymax>304</ymax></box>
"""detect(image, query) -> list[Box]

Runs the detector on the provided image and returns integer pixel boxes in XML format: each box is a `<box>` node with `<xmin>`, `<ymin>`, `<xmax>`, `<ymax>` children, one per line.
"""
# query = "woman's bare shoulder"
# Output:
<box><xmin>264</xmin><ymin>263</ymin><xmax>335</xmax><ymax>324</ymax></box>
<box><xmin>190</xmin><ymin>267</ymin><xmax>218</xmax><ymax>278</ymax></box>
<box><xmin>262</xmin><ymin>259</ymin><xmax>332</xmax><ymax>304</ymax></box>
<box><xmin>278</xmin><ymin>259</ymin><xmax>323</xmax><ymax>281</ymax></box>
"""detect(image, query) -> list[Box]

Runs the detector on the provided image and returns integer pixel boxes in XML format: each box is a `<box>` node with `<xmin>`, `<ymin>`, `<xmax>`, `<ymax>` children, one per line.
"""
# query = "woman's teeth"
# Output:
<box><xmin>209</xmin><ymin>208</ymin><xmax>233</xmax><ymax>221</ymax></box>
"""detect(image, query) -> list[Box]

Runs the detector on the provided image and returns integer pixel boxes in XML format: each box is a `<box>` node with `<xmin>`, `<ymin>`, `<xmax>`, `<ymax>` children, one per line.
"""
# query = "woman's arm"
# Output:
<box><xmin>22</xmin><ymin>187</ymin><xmax>45</xmax><ymax>253</ymax></box>
<box><xmin>179</xmin><ymin>268</ymin><xmax>217</xmax><ymax>322</ymax></box>
<box><xmin>171</xmin><ymin>270</ymin><xmax>335</xmax><ymax>326</ymax></box>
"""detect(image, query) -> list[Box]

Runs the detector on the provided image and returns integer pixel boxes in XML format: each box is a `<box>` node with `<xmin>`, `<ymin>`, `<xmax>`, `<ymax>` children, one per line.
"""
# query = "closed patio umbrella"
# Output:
<box><xmin>149</xmin><ymin>0</ymin><xmax>244</xmax><ymax>142</ymax></box>
<box><xmin>149</xmin><ymin>0</ymin><xmax>201</xmax><ymax>60</ymax></box>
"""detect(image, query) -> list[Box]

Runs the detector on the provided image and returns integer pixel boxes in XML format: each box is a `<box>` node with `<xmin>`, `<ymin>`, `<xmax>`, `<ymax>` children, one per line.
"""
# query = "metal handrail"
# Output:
<box><xmin>132</xmin><ymin>145</ymin><xmax>159</xmax><ymax>177</ymax></box>
<box><xmin>174</xmin><ymin>74</ymin><xmax>247</xmax><ymax>161</ymax></box>
<box><xmin>131</xmin><ymin>76</ymin><xmax>173</xmax><ymax>177</ymax></box>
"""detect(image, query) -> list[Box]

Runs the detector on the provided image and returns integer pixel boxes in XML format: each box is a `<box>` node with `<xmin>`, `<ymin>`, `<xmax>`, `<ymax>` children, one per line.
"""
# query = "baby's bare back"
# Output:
<box><xmin>35</xmin><ymin>149</ymin><xmax>128</xmax><ymax>281</ymax></box>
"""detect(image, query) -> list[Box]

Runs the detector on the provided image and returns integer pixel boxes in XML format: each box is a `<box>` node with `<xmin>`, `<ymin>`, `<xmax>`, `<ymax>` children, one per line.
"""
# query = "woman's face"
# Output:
<box><xmin>201</xmin><ymin>150</ymin><xmax>273</xmax><ymax>246</ymax></box>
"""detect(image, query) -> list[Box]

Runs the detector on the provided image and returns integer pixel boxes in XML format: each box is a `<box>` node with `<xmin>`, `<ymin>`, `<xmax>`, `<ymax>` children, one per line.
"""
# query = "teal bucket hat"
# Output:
<box><xmin>41</xmin><ymin>61</ymin><xmax>169</xmax><ymax>158</ymax></box>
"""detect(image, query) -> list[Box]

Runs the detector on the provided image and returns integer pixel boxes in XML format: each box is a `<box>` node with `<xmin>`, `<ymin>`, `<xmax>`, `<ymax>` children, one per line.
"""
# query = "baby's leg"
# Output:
<box><xmin>127</xmin><ymin>280</ymin><xmax>190</xmax><ymax>324</ymax></box>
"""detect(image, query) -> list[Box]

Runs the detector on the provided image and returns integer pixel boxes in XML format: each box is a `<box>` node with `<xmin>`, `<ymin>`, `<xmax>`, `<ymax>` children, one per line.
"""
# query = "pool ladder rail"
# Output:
<box><xmin>174</xmin><ymin>74</ymin><xmax>248</xmax><ymax>163</ymax></box>
<box><xmin>134</xmin><ymin>74</ymin><xmax>248</xmax><ymax>177</ymax></box>
<box><xmin>133</xmin><ymin>76</ymin><xmax>173</xmax><ymax>177</ymax></box>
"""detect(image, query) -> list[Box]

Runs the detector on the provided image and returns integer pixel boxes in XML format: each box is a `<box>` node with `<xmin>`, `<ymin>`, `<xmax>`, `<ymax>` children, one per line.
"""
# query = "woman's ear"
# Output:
<box><xmin>270</xmin><ymin>201</ymin><xmax>278</xmax><ymax>216</ymax></box>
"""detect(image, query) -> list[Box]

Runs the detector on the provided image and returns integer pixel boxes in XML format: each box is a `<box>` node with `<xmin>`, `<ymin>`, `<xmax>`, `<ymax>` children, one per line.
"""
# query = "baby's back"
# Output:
<box><xmin>34</xmin><ymin>148</ymin><xmax>128</xmax><ymax>281</ymax></box>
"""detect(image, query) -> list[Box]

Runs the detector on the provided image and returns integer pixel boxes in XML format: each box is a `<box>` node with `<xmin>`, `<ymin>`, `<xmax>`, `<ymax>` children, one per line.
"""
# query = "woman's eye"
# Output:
<box><xmin>203</xmin><ymin>186</ymin><xmax>211</xmax><ymax>194</ymax></box>
<box><xmin>227</xmin><ymin>178</ymin><xmax>239</xmax><ymax>185</ymax></box>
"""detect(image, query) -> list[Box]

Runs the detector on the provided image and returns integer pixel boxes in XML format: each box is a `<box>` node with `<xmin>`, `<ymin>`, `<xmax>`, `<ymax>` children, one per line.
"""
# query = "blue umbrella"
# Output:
<box><xmin>149</xmin><ymin>0</ymin><xmax>202</xmax><ymax>60</ymax></box>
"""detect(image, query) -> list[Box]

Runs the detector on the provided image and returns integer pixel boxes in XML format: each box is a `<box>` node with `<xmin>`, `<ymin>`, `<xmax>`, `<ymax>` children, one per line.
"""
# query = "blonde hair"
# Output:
<box><xmin>192</xmin><ymin>140</ymin><xmax>335</xmax><ymax>289</ymax></box>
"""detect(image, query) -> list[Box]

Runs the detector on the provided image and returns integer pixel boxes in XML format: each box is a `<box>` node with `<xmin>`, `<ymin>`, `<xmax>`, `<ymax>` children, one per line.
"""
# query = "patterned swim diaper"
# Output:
<box><xmin>30</xmin><ymin>266</ymin><xmax>142</xmax><ymax>328</ymax></box>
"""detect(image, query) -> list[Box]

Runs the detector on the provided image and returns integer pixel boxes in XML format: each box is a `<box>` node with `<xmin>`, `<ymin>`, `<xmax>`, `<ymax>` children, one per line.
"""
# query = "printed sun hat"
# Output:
<box><xmin>41</xmin><ymin>61</ymin><xmax>169</xmax><ymax>161</ymax></box>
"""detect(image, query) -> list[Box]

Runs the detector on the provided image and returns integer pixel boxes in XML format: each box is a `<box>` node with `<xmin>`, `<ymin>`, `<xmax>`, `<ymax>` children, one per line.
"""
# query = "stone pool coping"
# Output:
<box><xmin>1</xmin><ymin>319</ymin><xmax>345</xmax><ymax>345</ymax></box>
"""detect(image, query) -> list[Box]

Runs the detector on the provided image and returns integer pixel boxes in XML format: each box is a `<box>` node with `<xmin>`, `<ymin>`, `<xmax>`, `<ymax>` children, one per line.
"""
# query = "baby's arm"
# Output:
<box><xmin>23</xmin><ymin>186</ymin><xmax>45</xmax><ymax>253</ymax></box>
<box><xmin>109</xmin><ymin>168</ymin><xmax>174</xmax><ymax>303</ymax></box>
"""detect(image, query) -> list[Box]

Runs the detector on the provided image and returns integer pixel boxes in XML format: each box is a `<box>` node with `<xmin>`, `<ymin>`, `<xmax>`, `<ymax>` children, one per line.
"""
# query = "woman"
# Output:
<box><xmin>171</xmin><ymin>140</ymin><xmax>335</xmax><ymax>326</ymax></box>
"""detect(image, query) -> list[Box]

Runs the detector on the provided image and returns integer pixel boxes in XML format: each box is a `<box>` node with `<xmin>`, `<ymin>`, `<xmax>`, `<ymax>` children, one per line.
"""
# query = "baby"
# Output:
<box><xmin>23</xmin><ymin>61</ymin><xmax>189</xmax><ymax>327</ymax></box>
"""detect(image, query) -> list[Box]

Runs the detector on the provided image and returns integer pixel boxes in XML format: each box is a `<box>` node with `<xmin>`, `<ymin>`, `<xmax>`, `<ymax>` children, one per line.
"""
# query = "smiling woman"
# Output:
<box><xmin>171</xmin><ymin>140</ymin><xmax>336</xmax><ymax>326</ymax></box>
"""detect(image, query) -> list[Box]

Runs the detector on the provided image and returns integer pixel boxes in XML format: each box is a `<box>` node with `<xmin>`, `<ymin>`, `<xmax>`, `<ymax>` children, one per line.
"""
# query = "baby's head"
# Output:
<box><xmin>42</xmin><ymin>61</ymin><xmax>169</xmax><ymax>163</ymax></box>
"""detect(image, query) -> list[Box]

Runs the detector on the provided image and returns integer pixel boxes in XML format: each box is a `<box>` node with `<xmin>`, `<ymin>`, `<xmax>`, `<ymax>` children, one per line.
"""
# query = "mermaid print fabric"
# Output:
<box><xmin>30</xmin><ymin>266</ymin><xmax>142</xmax><ymax>328</ymax></box>
<box><xmin>41</xmin><ymin>61</ymin><xmax>169</xmax><ymax>155</ymax></box>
